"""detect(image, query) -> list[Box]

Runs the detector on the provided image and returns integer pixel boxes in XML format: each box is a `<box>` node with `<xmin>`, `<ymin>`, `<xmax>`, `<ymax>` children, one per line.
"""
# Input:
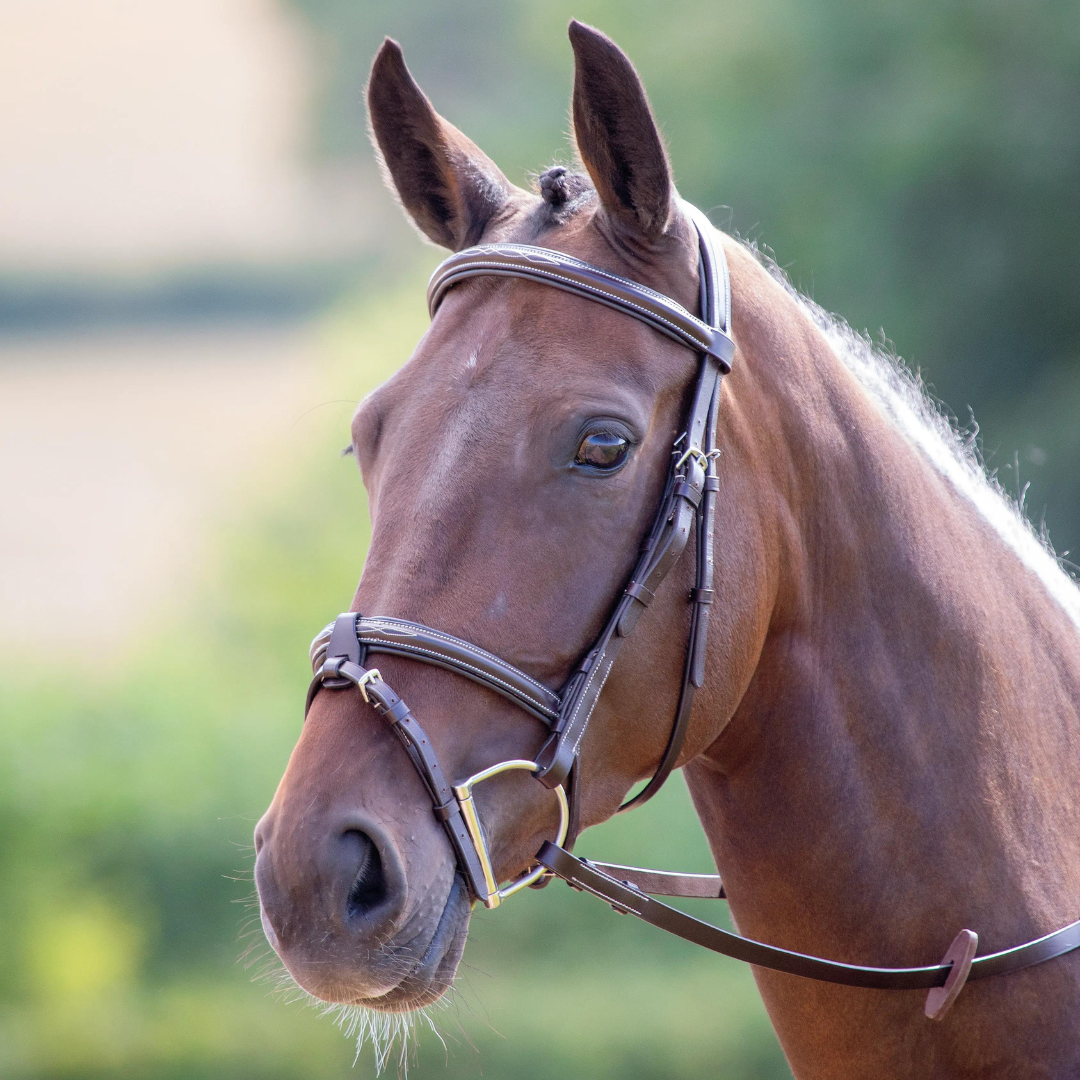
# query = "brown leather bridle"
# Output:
<box><xmin>305</xmin><ymin>202</ymin><xmax>1080</xmax><ymax>1019</ymax></box>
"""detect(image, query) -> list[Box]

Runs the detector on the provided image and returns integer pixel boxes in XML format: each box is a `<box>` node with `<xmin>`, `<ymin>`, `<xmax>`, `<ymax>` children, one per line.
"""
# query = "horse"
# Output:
<box><xmin>253</xmin><ymin>21</ymin><xmax>1080</xmax><ymax>1078</ymax></box>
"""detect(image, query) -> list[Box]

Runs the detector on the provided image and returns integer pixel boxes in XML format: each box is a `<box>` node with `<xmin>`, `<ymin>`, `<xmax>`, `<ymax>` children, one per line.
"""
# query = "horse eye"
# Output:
<box><xmin>575</xmin><ymin>431</ymin><xmax>630</xmax><ymax>470</ymax></box>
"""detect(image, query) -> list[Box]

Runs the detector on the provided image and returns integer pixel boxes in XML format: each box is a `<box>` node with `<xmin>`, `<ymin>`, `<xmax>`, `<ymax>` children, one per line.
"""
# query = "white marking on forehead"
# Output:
<box><xmin>413</xmin><ymin>387</ymin><xmax>486</xmax><ymax>512</ymax></box>
<box><xmin>463</xmin><ymin>331</ymin><xmax>483</xmax><ymax>373</ymax></box>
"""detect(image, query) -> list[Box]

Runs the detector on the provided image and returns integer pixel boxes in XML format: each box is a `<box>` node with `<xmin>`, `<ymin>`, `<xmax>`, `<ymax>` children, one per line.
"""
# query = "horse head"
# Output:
<box><xmin>253</xmin><ymin>22</ymin><xmax>769</xmax><ymax>1011</ymax></box>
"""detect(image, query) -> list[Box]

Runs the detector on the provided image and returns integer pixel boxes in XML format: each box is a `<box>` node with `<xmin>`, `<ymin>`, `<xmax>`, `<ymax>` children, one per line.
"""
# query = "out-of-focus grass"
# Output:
<box><xmin>0</xmin><ymin>273</ymin><xmax>791</xmax><ymax>1079</ymax></box>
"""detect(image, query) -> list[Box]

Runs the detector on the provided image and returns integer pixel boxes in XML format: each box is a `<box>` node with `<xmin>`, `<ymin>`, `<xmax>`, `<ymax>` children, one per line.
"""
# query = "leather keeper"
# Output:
<box><xmin>704</xmin><ymin>328</ymin><xmax>735</xmax><ymax>371</ymax></box>
<box><xmin>385</xmin><ymin>700</ymin><xmax>411</xmax><ymax>725</ymax></box>
<box><xmin>690</xmin><ymin>587</ymin><xmax>714</xmax><ymax>605</ymax></box>
<box><xmin>703</xmin><ymin>476</ymin><xmax>721</xmax><ymax>492</ymax></box>
<box><xmin>321</xmin><ymin>656</ymin><xmax>344</xmax><ymax>677</ymax></box>
<box><xmin>320</xmin><ymin>677</ymin><xmax>353</xmax><ymax>690</ymax></box>
<box><xmin>625</xmin><ymin>581</ymin><xmax>656</xmax><ymax>605</ymax></box>
<box><xmin>673</xmin><ymin>479</ymin><xmax>702</xmax><ymax>507</ymax></box>
<box><xmin>366</xmin><ymin>686</ymin><xmax>410</xmax><ymax>725</ymax></box>
<box><xmin>432</xmin><ymin>799</ymin><xmax>457</xmax><ymax>822</ymax></box>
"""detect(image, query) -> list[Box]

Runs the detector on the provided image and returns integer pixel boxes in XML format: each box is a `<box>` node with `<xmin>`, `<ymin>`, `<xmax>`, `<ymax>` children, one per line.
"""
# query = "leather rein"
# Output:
<box><xmin>305</xmin><ymin>202</ymin><xmax>1080</xmax><ymax>1017</ymax></box>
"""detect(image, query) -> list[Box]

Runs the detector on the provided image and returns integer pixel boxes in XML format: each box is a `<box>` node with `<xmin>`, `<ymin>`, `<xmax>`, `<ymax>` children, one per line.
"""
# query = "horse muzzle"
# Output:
<box><xmin>254</xmin><ymin>801</ymin><xmax>469</xmax><ymax>1008</ymax></box>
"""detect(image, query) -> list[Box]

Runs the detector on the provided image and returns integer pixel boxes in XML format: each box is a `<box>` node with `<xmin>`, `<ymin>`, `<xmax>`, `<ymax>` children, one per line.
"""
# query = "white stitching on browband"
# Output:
<box><xmin>451</xmin><ymin>244</ymin><xmax>694</xmax><ymax>312</ymax></box>
<box><xmin>503</xmin><ymin>245</ymin><xmax>696</xmax><ymax>309</ymax></box>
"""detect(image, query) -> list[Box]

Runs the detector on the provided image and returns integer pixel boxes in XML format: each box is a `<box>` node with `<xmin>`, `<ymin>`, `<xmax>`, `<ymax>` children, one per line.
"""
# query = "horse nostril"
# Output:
<box><xmin>341</xmin><ymin>830</ymin><xmax>389</xmax><ymax>922</ymax></box>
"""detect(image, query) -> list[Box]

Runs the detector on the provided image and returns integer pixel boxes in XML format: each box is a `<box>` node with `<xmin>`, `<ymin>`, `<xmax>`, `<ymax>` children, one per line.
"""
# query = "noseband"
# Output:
<box><xmin>305</xmin><ymin>203</ymin><xmax>1080</xmax><ymax>1016</ymax></box>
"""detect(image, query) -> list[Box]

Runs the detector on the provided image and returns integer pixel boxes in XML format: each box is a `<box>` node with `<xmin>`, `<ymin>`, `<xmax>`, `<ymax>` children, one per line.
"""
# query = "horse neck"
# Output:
<box><xmin>688</xmin><ymin>241</ymin><xmax>1080</xmax><ymax>985</ymax></box>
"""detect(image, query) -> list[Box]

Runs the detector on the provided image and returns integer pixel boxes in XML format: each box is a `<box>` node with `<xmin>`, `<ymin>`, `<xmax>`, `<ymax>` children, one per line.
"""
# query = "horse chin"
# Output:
<box><xmin>284</xmin><ymin>873</ymin><xmax>473</xmax><ymax>1014</ymax></box>
<box><xmin>357</xmin><ymin>880</ymin><xmax>472</xmax><ymax>1013</ymax></box>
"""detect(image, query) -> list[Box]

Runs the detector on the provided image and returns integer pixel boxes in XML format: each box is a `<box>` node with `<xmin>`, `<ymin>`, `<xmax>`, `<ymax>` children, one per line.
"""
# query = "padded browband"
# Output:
<box><xmin>428</xmin><ymin>242</ymin><xmax>735</xmax><ymax>372</ymax></box>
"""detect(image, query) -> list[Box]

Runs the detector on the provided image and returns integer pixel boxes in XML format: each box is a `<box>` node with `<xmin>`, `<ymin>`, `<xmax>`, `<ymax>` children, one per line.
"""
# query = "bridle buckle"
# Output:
<box><xmin>354</xmin><ymin>667</ymin><xmax>382</xmax><ymax>704</ymax></box>
<box><xmin>674</xmin><ymin>445</ymin><xmax>721</xmax><ymax>472</ymax></box>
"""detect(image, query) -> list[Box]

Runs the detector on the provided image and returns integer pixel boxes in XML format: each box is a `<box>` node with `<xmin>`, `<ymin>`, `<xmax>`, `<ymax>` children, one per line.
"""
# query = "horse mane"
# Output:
<box><xmin>746</xmin><ymin>238</ymin><xmax>1080</xmax><ymax>633</ymax></box>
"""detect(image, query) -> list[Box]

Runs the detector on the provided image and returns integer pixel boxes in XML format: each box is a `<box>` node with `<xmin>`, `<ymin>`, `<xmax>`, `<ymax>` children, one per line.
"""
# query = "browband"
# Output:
<box><xmin>428</xmin><ymin>235</ymin><xmax>734</xmax><ymax>371</ymax></box>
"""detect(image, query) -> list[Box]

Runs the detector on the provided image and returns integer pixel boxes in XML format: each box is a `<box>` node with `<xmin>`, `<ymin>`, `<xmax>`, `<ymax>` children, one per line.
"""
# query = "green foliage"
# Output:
<box><xmin>0</xmin><ymin>278</ymin><xmax>791</xmax><ymax>1079</ymax></box>
<box><xmin>289</xmin><ymin>0</ymin><xmax>1080</xmax><ymax>559</ymax></box>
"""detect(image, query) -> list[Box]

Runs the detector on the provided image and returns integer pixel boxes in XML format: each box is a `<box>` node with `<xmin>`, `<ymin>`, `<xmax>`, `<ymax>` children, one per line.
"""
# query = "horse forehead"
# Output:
<box><xmin>376</xmin><ymin>259</ymin><xmax>692</xmax><ymax>497</ymax></box>
<box><xmin>412</xmin><ymin>273</ymin><xmax>682</xmax><ymax>402</ymax></box>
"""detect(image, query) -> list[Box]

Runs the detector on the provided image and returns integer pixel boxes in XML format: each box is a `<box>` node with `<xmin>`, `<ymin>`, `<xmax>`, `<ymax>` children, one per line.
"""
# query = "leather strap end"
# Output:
<box><xmin>689</xmin><ymin>608</ymin><xmax>712</xmax><ymax>688</ymax></box>
<box><xmin>616</xmin><ymin>598</ymin><xmax>644</xmax><ymax>638</ymax></box>
<box><xmin>533</xmin><ymin>733</ymin><xmax>574</xmax><ymax>790</ymax></box>
<box><xmin>704</xmin><ymin>330</ymin><xmax>735</xmax><ymax>372</ymax></box>
<box><xmin>325</xmin><ymin>612</ymin><xmax>362</xmax><ymax>665</ymax></box>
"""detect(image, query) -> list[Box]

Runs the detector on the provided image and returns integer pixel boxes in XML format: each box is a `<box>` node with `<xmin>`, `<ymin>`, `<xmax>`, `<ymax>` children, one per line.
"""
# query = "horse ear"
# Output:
<box><xmin>367</xmin><ymin>39</ymin><xmax>514</xmax><ymax>250</ymax></box>
<box><xmin>568</xmin><ymin>21</ymin><xmax>674</xmax><ymax>243</ymax></box>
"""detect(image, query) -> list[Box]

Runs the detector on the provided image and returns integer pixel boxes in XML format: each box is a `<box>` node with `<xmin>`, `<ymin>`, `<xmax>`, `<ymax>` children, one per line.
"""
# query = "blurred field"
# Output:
<box><xmin>0</xmin><ymin>325</ymin><xmax>323</xmax><ymax>658</ymax></box>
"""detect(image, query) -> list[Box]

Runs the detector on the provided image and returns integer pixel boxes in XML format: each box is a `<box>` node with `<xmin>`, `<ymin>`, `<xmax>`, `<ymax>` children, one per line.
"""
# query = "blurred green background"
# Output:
<box><xmin>2</xmin><ymin>1</ymin><xmax>1078</xmax><ymax>1078</ymax></box>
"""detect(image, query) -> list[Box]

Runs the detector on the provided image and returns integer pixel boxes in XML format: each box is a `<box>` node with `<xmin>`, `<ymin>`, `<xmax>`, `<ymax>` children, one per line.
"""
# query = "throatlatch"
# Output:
<box><xmin>305</xmin><ymin>202</ymin><xmax>1080</xmax><ymax>1017</ymax></box>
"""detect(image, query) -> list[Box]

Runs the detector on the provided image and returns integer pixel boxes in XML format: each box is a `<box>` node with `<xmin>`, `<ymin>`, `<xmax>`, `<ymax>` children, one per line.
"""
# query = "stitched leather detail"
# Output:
<box><xmin>362</xmin><ymin>637</ymin><xmax>557</xmax><ymax>721</ymax></box>
<box><xmin>311</xmin><ymin>618</ymin><xmax>560</xmax><ymax>722</ymax></box>
<box><xmin>361</xmin><ymin>617</ymin><xmax>556</xmax><ymax>697</ymax></box>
